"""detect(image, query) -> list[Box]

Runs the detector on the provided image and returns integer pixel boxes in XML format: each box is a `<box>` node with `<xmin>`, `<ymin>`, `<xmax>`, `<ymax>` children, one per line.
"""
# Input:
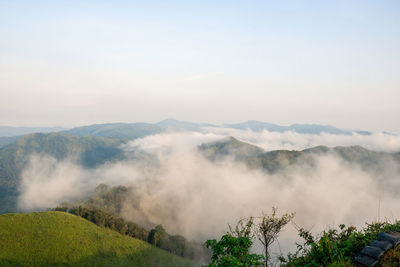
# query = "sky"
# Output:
<box><xmin>0</xmin><ymin>1</ymin><xmax>399</xmax><ymax>133</ymax></box>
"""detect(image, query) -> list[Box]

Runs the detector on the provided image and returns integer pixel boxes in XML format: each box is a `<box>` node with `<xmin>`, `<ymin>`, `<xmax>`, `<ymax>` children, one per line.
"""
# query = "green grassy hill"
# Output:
<box><xmin>0</xmin><ymin>211</ymin><xmax>196</xmax><ymax>267</ymax></box>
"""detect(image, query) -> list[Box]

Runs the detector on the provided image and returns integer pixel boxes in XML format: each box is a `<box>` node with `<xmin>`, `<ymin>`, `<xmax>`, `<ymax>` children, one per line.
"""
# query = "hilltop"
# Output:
<box><xmin>0</xmin><ymin>211</ymin><xmax>195</xmax><ymax>267</ymax></box>
<box><xmin>199</xmin><ymin>136</ymin><xmax>400</xmax><ymax>173</ymax></box>
<box><xmin>0</xmin><ymin>126</ymin><xmax>66</xmax><ymax>137</ymax></box>
<box><xmin>64</xmin><ymin>119</ymin><xmax>373</xmax><ymax>138</ymax></box>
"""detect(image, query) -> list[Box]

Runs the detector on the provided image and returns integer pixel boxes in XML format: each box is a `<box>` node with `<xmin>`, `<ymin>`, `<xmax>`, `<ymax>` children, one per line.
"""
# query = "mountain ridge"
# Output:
<box><xmin>199</xmin><ymin>136</ymin><xmax>400</xmax><ymax>173</ymax></box>
<box><xmin>0</xmin><ymin>131</ymin><xmax>398</xmax><ymax>214</ymax></box>
<box><xmin>0</xmin><ymin>119</ymin><xmax>377</xmax><ymax>141</ymax></box>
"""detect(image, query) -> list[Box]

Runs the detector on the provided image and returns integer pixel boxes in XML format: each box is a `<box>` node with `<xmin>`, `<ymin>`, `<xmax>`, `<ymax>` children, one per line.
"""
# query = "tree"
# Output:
<box><xmin>206</xmin><ymin>234</ymin><xmax>264</xmax><ymax>267</ymax></box>
<box><xmin>253</xmin><ymin>207</ymin><xmax>295</xmax><ymax>267</ymax></box>
<box><xmin>205</xmin><ymin>208</ymin><xmax>294</xmax><ymax>267</ymax></box>
<box><xmin>148</xmin><ymin>225</ymin><xmax>168</xmax><ymax>247</ymax></box>
<box><xmin>167</xmin><ymin>235</ymin><xmax>186</xmax><ymax>257</ymax></box>
<box><xmin>206</xmin><ymin>218</ymin><xmax>264</xmax><ymax>267</ymax></box>
<box><xmin>229</xmin><ymin>217</ymin><xmax>254</xmax><ymax>239</ymax></box>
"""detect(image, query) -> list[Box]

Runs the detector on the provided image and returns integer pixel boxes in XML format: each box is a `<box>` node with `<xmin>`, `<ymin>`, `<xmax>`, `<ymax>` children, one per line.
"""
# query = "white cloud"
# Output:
<box><xmin>204</xmin><ymin>127</ymin><xmax>400</xmax><ymax>152</ymax></box>
<box><xmin>17</xmin><ymin>130</ymin><xmax>400</xmax><ymax>259</ymax></box>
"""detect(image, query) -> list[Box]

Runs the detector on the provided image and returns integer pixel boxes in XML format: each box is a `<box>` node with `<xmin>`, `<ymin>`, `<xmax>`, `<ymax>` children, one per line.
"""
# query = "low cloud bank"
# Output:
<box><xmin>18</xmin><ymin>131</ymin><xmax>400</xmax><ymax>257</ymax></box>
<box><xmin>204</xmin><ymin>127</ymin><xmax>400</xmax><ymax>152</ymax></box>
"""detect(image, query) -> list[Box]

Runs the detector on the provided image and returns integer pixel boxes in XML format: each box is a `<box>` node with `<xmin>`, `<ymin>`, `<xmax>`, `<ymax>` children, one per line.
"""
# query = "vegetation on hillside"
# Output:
<box><xmin>206</xmin><ymin>208</ymin><xmax>294</xmax><ymax>267</ymax></box>
<box><xmin>1</xmin><ymin>132</ymin><xmax>399</xmax><ymax>215</ymax></box>
<box><xmin>79</xmin><ymin>184</ymin><xmax>130</xmax><ymax>215</ymax></box>
<box><xmin>65</xmin><ymin>122</ymin><xmax>164</xmax><ymax>140</ymax></box>
<box><xmin>200</xmin><ymin>137</ymin><xmax>400</xmax><ymax>174</ymax></box>
<box><xmin>205</xmin><ymin>210</ymin><xmax>400</xmax><ymax>266</ymax></box>
<box><xmin>0</xmin><ymin>136</ymin><xmax>21</xmax><ymax>149</ymax></box>
<box><xmin>0</xmin><ymin>211</ymin><xmax>195</xmax><ymax>267</ymax></box>
<box><xmin>280</xmin><ymin>221</ymin><xmax>400</xmax><ymax>266</ymax></box>
<box><xmin>53</xmin><ymin>204</ymin><xmax>206</xmax><ymax>260</ymax></box>
<box><xmin>206</xmin><ymin>233</ymin><xmax>264</xmax><ymax>267</ymax></box>
<box><xmin>0</xmin><ymin>132</ymin><xmax>125</xmax><ymax>213</ymax></box>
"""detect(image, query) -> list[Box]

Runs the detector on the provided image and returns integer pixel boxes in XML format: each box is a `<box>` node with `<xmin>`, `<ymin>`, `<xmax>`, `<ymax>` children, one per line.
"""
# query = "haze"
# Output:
<box><xmin>17</xmin><ymin>130</ymin><xmax>400</xmax><ymax>256</ymax></box>
<box><xmin>1</xmin><ymin>1</ymin><xmax>399</xmax><ymax>133</ymax></box>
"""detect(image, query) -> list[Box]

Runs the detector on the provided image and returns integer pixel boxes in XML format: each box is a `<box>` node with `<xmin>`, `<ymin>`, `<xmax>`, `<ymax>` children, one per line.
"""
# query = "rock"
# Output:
<box><xmin>361</xmin><ymin>246</ymin><xmax>385</xmax><ymax>259</ymax></box>
<box><xmin>377</xmin><ymin>232</ymin><xmax>400</xmax><ymax>246</ymax></box>
<box><xmin>354</xmin><ymin>254</ymin><xmax>378</xmax><ymax>267</ymax></box>
<box><xmin>370</xmin><ymin>240</ymin><xmax>393</xmax><ymax>251</ymax></box>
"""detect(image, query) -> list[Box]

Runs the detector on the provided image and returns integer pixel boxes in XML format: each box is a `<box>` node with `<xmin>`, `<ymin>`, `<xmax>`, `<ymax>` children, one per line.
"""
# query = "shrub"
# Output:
<box><xmin>205</xmin><ymin>234</ymin><xmax>264</xmax><ymax>267</ymax></box>
<box><xmin>280</xmin><ymin>221</ymin><xmax>400</xmax><ymax>266</ymax></box>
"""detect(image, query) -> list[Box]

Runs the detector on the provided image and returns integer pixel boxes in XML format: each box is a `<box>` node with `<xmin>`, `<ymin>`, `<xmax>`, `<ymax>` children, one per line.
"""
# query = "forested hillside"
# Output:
<box><xmin>0</xmin><ymin>133</ymin><xmax>125</xmax><ymax>213</ymax></box>
<box><xmin>200</xmin><ymin>137</ymin><xmax>400</xmax><ymax>174</ymax></box>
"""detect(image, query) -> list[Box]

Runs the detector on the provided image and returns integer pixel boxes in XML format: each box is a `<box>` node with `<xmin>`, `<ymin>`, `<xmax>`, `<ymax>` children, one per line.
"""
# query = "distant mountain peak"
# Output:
<box><xmin>224</xmin><ymin>121</ymin><xmax>371</xmax><ymax>135</ymax></box>
<box><xmin>157</xmin><ymin>118</ymin><xmax>180</xmax><ymax>124</ymax></box>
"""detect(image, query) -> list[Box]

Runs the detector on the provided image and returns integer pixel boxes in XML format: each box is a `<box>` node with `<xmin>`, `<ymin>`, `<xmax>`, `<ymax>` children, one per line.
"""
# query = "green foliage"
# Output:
<box><xmin>199</xmin><ymin>136</ymin><xmax>264</xmax><ymax>161</ymax></box>
<box><xmin>168</xmin><ymin>235</ymin><xmax>192</xmax><ymax>257</ymax></box>
<box><xmin>126</xmin><ymin>222</ymin><xmax>149</xmax><ymax>241</ymax></box>
<box><xmin>66</xmin><ymin>184</ymin><xmax>206</xmax><ymax>260</ymax></box>
<box><xmin>56</xmin><ymin>205</ymin><xmax>148</xmax><ymax>241</ymax></box>
<box><xmin>0</xmin><ymin>211</ymin><xmax>195</xmax><ymax>267</ymax></box>
<box><xmin>280</xmin><ymin>221</ymin><xmax>400</xmax><ymax>266</ymax></box>
<box><xmin>54</xmin><ymin>204</ymin><xmax>202</xmax><ymax>260</ymax></box>
<box><xmin>148</xmin><ymin>225</ymin><xmax>198</xmax><ymax>259</ymax></box>
<box><xmin>228</xmin><ymin>217</ymin><xmax>254</xmax><ymax>239</ymax></box>
<box><xmin>205</xmin><ymin>234</ymin><xmax>264</xmax><ymax>267</ymax></box>
<box><xmin>205</xmin><ymin>209</ymin><xmax>294</xmax><ymax>267</ymax></box>
<box><xmin>148</xmin><ymin>225</ymin><xmax>168</xmax><ymax>246</ymax></box>
<box><xmin>85</xmin><ymin>184</ymin><xmax>129</xmax><ymax>214</ymax></box>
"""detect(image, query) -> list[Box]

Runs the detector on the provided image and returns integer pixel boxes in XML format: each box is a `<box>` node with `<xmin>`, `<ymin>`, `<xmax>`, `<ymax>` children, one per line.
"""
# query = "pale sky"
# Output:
<box><xmin>1</xmin><ymin>1</ymin><xmax>399</xmax><ymax>133</ymax></box>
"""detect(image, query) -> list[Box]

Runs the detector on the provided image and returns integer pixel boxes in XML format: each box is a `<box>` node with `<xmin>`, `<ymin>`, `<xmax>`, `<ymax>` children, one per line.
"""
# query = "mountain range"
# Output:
<box><xmin>0</xmin><ymin>123</ymin><xmax>398</xmax><ymax>214</ymax></box>
<box><xmin>0</xmin><ymin>119</ymin><xmax>377</xmax><ymax>145</ymax></box>
<box><xmin>199</xmin><ymin>136</ymin><xmax>400</xmax><ymax>174</ymax></box>
<box><xmin>0</xmin><ymin>121</ymin><xmax>399</xmax><ymax>266</ymax></box>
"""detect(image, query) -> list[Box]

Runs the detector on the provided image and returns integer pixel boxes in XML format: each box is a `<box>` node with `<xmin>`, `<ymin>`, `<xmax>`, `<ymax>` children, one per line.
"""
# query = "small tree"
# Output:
<box><xmin>205</xmin><ymin>233</ymin><xmax>264</xmax><ymax>267</ymax></box>
<box><xmin>206</xmin><ymin>217</ymin><xmax>264</xmax><ymax>266</ymax></box>
<box><xmin>147</xmin><ymin>225</ymin><xmax>168</xmax><ymax>247</ymax></box>
<box><xmin>229</xmin><ymin>217</ymin><xmax>254</xmax><ymax>239</ymax></box>
<box><xmin>254</xmin><ymin>207</ymin><xmax>295</xmax><ymax>267</ymax></box>
<box><xmin>205</xmin><ymin>208</ymin><xmax>294</xmax><ymax>267</ymax></box>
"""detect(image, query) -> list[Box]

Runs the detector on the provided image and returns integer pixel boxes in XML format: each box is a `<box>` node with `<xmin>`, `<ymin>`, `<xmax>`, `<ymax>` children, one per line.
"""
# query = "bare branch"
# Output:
<box><xmin>253</xmin><ymin>207</ymin><xmax>295</xmax><ymax>267</ymax></box>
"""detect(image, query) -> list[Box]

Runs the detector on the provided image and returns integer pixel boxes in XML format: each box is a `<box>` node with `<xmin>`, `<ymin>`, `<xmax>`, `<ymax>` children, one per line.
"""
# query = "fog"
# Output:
<box><xmin>18</xmin><ymin>130</ymin><xmax>400</xmax><ymax>259</ymax></box>
<box><xmin>204</xmin><ymin>127</ymin><xmax>400</xmax><ymax>152</ymax></box>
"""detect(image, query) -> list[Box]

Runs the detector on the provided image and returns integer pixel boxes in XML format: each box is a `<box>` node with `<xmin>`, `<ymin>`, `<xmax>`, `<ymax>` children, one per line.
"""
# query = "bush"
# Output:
<box><xmin>205</xmin><ymin>233</ymin><xmax>264</xmax><ymax>267</ymax></box>
<box><xmin>280</xmin><ymin>221</ymin><xmax>400</xmax><ymax>266</ymax></box>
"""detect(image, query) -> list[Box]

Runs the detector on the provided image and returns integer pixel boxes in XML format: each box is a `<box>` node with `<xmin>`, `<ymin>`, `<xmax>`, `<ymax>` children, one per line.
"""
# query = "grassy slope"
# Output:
<box><xmin>0</xmin><ymin>211</ymin><xmax>195</xmax><ymax>267</ymax></box>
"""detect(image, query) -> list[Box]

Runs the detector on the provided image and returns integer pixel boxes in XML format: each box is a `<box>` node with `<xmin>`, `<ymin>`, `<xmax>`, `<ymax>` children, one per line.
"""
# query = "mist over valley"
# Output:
<box><xmin>2</xmin><ymin>2</ymin><xmax>400</xmax><ymax>265</ymax></box>
<box><xmin>1</xmin><ymin>120</ymin><xmax>399</xmax><ymax>262</ymax></box>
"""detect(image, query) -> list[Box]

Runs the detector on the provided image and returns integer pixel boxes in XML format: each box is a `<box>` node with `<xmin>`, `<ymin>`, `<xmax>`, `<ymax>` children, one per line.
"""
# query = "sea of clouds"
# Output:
<box><xmin>17</xmin><ymin>129</ymin><xmax>400</xmax><ymax>259</ymax></box>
